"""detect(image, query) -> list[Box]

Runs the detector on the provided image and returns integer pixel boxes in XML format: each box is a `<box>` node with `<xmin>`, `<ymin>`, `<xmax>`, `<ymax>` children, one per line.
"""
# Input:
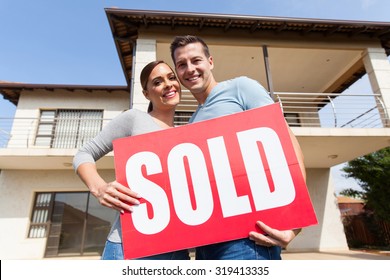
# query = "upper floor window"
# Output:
<box><xmin>35</xmin><ymin>109</ymin><xmax>103</xmax><ymax>148</ymax></box>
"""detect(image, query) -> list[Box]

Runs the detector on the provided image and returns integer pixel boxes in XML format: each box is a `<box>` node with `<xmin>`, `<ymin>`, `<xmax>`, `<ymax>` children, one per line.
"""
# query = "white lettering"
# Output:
<box><xmin>124</xmin><ymin>127</ymin><xmax>297</xmax><ymax>234</ymax></box>
<box><xmin>207</xmin><ymin>136</ymin><xmax>251</xmax><ymax>217</ymax></box>
<box><xmin>167</xmin><ymin>143</ymin><xmax>214</xmax><ymax>225</ymax></box>
<box><xmin>237</xmin><ymin>127</ymin><xmax>296</xmax><ymax>210</ymax></box>
<box><xmin>126</xmin><ymin>152</ymin><xmax>170</xmax><ymax>234</ymax></box>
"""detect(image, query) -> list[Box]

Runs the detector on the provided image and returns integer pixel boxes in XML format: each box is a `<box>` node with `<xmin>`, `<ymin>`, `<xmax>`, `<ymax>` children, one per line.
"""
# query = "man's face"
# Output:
<box><xmin>173</xmin><ymin>42</ymin><xmax>214</xmax><ymax>97</ymax></box>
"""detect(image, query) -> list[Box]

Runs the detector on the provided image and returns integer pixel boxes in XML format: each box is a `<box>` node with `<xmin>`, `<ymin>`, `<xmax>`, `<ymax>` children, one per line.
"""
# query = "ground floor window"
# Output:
<box><xmin>29</xmin><ymin>191</ymin><xmax>116</xmax><ymax>257</ymax></box>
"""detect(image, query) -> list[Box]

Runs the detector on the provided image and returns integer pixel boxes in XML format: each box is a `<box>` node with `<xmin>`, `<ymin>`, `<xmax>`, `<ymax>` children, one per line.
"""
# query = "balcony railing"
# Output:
<box><xmin>275</xmin><ymin>92</ymin><xmax>389</xmax><ymax>128</ymax></box>
<box><xmin>0</xmin><ymin>92</ymin><xmax>389</xmax><ymax>149</ymax></box>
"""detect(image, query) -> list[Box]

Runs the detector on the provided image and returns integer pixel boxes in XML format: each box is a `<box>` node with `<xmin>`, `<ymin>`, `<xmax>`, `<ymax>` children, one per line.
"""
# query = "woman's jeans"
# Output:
<box><xmin>101</xmin><ymin>238</ymin><xmax>281</xmax><ymax>260</ymax></box>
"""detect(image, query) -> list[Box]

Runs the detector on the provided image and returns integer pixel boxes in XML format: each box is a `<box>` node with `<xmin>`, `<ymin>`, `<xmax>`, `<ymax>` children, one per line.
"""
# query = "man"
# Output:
<box><xmin>170</xmin><ymin>35</ymin><xmax>305</xmax><ymax>260</ymax></box>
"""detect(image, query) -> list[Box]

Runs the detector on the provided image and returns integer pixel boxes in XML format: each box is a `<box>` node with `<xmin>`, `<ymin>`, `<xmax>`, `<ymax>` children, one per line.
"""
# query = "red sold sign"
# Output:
<box><xmin>114</xmin><ymin>103</ymin><xmax>317</xmax><ymax>259</ymax></box>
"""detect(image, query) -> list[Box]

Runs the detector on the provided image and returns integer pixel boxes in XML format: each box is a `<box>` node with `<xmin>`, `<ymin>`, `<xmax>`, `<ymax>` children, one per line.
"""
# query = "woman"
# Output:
<box><xmin>73</xmin><ymin>60</ymin><xmax>190</xmax><ymax>260</ymax></box>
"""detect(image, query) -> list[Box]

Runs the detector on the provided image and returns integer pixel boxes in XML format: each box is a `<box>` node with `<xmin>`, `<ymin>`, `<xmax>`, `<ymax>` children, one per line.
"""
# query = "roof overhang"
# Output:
<box><xmin>105</xmin><ymin>8</ymin><xmax>390</xmax><ymax>88</ymax></box>
<box><xmin>0</xmin><ymin>82</ymin><xmax>129</xmax><ymax>105</ymax></box>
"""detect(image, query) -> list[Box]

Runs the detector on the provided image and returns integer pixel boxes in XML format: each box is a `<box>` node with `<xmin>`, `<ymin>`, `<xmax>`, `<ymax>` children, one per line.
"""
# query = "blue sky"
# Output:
<box><xmin>1</xmin><ymin>0</ymin><xmax>389</xmax><ymax>192</ymax></box>
<box><xmin>1</xmin><ymin>0</ymin><xmax>390</xmax><ymax>114</ymax></box>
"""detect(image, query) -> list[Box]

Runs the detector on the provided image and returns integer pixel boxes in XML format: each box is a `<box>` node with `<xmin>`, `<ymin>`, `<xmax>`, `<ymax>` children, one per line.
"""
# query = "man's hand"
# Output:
<box><xmin>249</xmin><ymin>221</ymin><xmax>301</xmax><ymax>248</ymax></box>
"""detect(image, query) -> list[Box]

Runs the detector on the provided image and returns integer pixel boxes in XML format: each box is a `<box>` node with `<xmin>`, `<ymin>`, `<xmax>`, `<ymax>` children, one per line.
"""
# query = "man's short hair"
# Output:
<box><xmin>170</xmin><ymin>35</ymin><xmax>211</xmax><ymax>63</ymax></box>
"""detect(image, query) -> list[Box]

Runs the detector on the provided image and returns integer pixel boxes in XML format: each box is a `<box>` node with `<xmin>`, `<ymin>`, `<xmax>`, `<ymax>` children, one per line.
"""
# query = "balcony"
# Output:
<box><xmin>0</xmin><ymin>92</ymin><xmax>389</xmax><ymax>170</ymax></box>
<box><xmin>275</xmin><ymin>92</ymin><xmax>389</xmax><ymax>128</ymax></box>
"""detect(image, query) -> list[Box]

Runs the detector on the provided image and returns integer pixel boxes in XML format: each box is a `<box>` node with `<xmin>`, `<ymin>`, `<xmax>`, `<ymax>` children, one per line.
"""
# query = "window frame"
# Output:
<box><xmin>29</xmin><ymin>191</ymin><xmax>114</xmax><ymax>258</ymax></box>
<box><xmin>34</xmin><ymin>109</ymin><xmax>103</xmax><ymax>148</ymax></box>
<box><xmin>28</xmin><ymin>192</ymin><xmax>54</xmax><ymax>238</ymax></box>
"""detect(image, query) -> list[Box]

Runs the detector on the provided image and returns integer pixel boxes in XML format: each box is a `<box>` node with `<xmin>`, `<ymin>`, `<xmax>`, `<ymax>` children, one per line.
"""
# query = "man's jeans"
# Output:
<box><xmin>196</xmin><ymin>238</ymin><xmax>282</xmax><ymax>260</ymax></box>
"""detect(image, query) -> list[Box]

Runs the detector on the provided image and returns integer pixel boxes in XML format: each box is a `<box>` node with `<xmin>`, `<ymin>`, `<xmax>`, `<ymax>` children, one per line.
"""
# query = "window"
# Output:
<box><xmin>174</xmin><ymin>90</ymin><xmax>197</xmax><ymax>126</ymax></box>
<box><xmin>29</xmin><ymin>192</ymin><xmax>116</xmax><ymax>257</ymax></box>
<box><xmin>35</xmin><ymin>109</ymin><xmax>103</xmax><ymax>148</ymax></box>
<box><xmin>284</xmin><ymin>112</ymin><xmax>301</xmax><ymax>127</ymax></box>
<box><xmin>174</xmin><ymin>111</ymin><xmax>193</xmax><ymax>126</ymax></box>
<box><xmin>28</xmin><ymin>193</ymin><xmax>53</xmax><ymax>238</ymax></box>
<box><xmin>35</xmin><ymin>111</ymin><xmax>56</xmax><ymax>147</ymax></box>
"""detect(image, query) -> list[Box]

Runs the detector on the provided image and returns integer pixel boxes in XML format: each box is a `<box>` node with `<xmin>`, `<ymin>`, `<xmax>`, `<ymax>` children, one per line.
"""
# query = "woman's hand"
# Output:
<box><xmin>94</xmin><ymin>180</ymin><xmax>141</xmax><ymax>213</ymax></box>
<box><xmin>76</xmin><ymin>162</ymin><xmax>140</xmax><ymax>213</ymax></box>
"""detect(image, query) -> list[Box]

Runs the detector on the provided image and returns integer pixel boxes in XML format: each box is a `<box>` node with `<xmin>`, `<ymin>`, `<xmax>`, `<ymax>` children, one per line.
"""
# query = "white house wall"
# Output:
<box><xmin>0</xmin><ymin>169</ymin><xmax>115</xmax><ymax>260</ymax></box>
<box><xmin>8</xmin><ymin>89</ymin><xmax>129</xmax><ymax>148</ymax></box>
<box><xmin>288</xmin><ymin>168</ymin><xmax>349</xmax><ymax>252</ymax></box>
<box><xmin>0</xmin><ymin>88</ymin><xmax>127</xmax><ymax>259</ymax></box>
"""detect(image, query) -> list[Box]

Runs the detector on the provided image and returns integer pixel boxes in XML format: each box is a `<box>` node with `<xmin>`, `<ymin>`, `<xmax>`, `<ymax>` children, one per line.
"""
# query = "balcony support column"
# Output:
<box><xmin>131</xmin><ymin>39</ymin><xmax>157</xmax><ymax>111</ymax></box>
<box><xmin>362</xmin><ymin>48</ymin><xmax>390</xmax><ymax>126</ymax></box>
<box><xmin>287</xmin><ymin>168</ymin><xmax>349</xmax><ymax>252</ymax></box>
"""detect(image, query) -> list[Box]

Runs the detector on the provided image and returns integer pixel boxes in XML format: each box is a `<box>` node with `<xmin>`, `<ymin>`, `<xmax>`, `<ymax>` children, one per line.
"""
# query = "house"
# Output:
<box><xmin>0</xmin><ymin>8</ymin><xmax>389</xmax><ymax>259</ymax></box>
<box><xmin>337</xmin><ymin>196</ymin><xmax>365</xmax><ymax>217</ymax></box>
<box><xmin>336</xmin><ymin>195</ymin><xmax>390</xmax><ymax>247</ymax></box>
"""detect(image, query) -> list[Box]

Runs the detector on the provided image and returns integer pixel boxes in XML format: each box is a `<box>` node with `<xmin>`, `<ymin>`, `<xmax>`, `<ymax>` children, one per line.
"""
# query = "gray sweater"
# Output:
<box><xmin>73</xmin><ymin>108</ymin><xmax>164</xmax><ymax>242</ymax></box>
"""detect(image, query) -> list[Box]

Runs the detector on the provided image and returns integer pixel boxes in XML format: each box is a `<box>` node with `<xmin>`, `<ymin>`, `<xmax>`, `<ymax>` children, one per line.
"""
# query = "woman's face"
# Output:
<box><xmin>143</xmin><ymin>63</ymin><xmax>181</xmax><ymax>111</ymax></box>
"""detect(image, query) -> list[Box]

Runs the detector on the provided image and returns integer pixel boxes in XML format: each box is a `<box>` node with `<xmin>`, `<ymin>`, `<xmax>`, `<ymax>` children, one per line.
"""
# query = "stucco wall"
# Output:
<box><xmin>8</xmin><ymin>90</ymin><xmax>129</xmax><ymax>148</ymax></box>
<box><xmin>288</xmin><ymin>168</ymin><xmax>349</xmax><ymax>252</ymax></box>
<box><xmin>0</xmin><ymin>169</ymin><xmax>115</xmax><ymax>259</ymax></box>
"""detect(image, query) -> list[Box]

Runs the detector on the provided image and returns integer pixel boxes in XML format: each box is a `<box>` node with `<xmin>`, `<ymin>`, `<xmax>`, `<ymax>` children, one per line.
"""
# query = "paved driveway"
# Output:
<box><xmin>282</xmin><ymin>250</ymin><xmax>390</xmax><ymax>260</ymax></box>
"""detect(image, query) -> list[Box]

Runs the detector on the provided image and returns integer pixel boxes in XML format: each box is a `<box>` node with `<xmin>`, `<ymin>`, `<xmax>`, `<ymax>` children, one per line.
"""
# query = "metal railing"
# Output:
<box><xmin>0</xmin><ymin>92</ymin><xmax>389</xmax><ymax>149</ymax></box>
<box><xmin>0</xmin><ymin>115</ymin><xmax>193</xmax><ymax>148</ymax></box>
<box><xmin>275</xmin><ymin>92</ymin><xmax>389</xmax><ymax>128</ymax></box>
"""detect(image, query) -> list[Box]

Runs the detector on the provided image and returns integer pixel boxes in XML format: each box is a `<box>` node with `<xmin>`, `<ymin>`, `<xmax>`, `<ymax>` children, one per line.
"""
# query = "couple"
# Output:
<box><xmin>73</xmin><ymin>35</ymin><xmax>306</xmax><ymax>260</ymax></box>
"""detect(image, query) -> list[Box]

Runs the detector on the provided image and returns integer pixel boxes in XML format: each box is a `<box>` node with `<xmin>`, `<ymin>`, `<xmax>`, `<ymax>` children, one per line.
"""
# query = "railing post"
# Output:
<box><xmin>375</xmin><ymin>96</ymin><xmax>389</xmax><ymax>127</ymax></box>
<box><xmin>262</xmin><ymin>45</ymin><xmax>276</xmax><ymax>101</ymax></box>
<box><xmin>276</xmin><ymin>94</ymin><xmax>284</xmax><ymax>113</ymax></box>
<box><xmin>327</xmin><ymin>95</ymin><xmax>337</xmax><ymax>127</ymax></box>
